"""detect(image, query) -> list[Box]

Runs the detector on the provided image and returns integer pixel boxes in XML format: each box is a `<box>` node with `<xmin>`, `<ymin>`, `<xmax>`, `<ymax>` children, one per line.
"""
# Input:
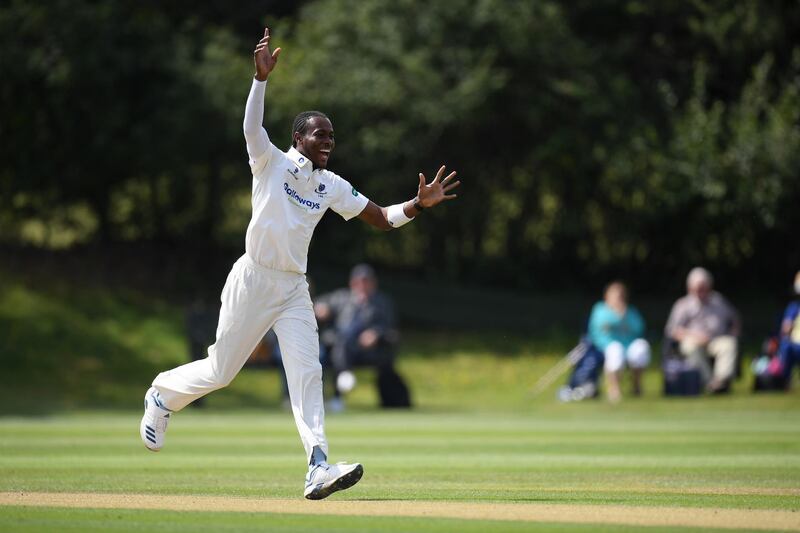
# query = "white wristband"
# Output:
<box><xmin>387</xmin><ymin>203</ymin><xmax>414</xmax><ymax>228</ymax></box>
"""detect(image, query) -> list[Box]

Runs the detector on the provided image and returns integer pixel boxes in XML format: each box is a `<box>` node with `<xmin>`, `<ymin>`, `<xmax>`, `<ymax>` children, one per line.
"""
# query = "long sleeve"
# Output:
<box><xmin>243</xmin><ymin>78</ymin><xmax>270</xmax><ymax>166</ymax></box>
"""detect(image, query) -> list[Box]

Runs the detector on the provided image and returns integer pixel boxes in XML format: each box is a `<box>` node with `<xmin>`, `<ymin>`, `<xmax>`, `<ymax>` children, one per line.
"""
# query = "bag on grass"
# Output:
<box><xmin>752</xmin><ymin>337</ymin><xmax>787</xmax><ymax>392</ymax></box>
<box><xmin>661</xmin><ymin>337</ymin><xmax>703</xmax><ymax>396</ymax></box>
<box><xmin>662</xmin><ymin>357</ymin><xmax>703</xmax><ymax>396</ymax></box>
<box><xmin>557</xmin><ymin>338</ymin><xmax>604</xmax><ymax>402</ymax></box>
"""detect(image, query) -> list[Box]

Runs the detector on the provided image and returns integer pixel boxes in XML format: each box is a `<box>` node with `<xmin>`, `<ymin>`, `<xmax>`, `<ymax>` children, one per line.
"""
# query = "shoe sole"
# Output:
<box><xmin>304</xmin><ymin>464</ymin><xmax>363</xmax><ymax>500</ymax></box>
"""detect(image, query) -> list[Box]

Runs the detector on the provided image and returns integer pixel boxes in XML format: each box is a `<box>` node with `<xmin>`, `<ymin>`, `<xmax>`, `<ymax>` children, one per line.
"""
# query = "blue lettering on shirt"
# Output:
<box><xmin>284</xmin><ymin>182</ymin><xmax>321</xmax><ymax>210</ymax></box>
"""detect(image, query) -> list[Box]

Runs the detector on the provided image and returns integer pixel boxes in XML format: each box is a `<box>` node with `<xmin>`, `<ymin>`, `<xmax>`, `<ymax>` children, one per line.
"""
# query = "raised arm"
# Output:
<box><xmin>243</xmin><ymin>28</ymin><xmax>282</xmax><ymax>161</ymax></box>
<box><xmin>358</xmin><ymin>165</ymin><xmax>461</xmax><ymax>230</ymax></box>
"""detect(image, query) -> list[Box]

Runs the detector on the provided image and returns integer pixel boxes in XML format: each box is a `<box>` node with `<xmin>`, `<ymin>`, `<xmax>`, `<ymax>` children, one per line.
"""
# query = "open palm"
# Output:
<box><xmin>417</xmin><ymin>166</ymin><xmax>460</xmax><ymax>208</ymax></box>
<box><xmin>254</xmin><ymin>27</ymin><xmax>281</xmax><ymax>81</ymax></box>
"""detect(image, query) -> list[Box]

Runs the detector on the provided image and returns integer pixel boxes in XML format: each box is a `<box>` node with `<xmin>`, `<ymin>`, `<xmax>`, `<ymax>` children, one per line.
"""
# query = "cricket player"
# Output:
<box><xmin>140</xmin><ymin>26</ymin><xmax>460</xmax><ymax>500</ymax></box>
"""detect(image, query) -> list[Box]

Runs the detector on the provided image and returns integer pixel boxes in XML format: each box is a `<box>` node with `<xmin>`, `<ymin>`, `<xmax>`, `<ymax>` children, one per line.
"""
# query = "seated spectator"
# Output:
<box><xmin>665</xmin><ymin>267</ymin><xmax>741</xmax><ymax>393</ymax></box>
<box><xmin>588</xmin><ymin>281</ymin><xmax>650</xmax><ymax>403</ymax></box>
<box><xmin>778</xmin><ymin>270</ymin><xmax>800</xmax><ymax>388</ymax></box>
<box><xmin>314</xmin><ymin>264</ymin><xmax>408</xmax><ymax>410</ymax></box>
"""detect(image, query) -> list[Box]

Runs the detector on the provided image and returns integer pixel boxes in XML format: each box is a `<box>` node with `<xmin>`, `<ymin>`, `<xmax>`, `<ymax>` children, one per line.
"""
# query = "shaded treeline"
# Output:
<box><xmin>1</xmin><ymin>0</ymin><xmax>799</xmax><ymax>292</ymax></box>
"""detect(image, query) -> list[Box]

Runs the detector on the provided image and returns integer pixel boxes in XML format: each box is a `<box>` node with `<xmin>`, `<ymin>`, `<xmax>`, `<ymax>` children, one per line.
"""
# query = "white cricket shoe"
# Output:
<box><xmin>140</xmin><ymin>387</ymin><xmax>171</xmax><ymax>452</ymax></box>
<box><xmin>303</xmin><ymin>461</ymin><xmax>364</xmax><ymax>500</ymax></box>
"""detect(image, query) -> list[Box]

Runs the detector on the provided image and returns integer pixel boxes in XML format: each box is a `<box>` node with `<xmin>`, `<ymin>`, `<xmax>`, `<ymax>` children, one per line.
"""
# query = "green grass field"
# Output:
<box><xmin>2</xmin><ymin>399</ymin><xmax>800</xmax><ymax>532</ymax></box>
<box><xmin>3</xmin><ymin>272</ymin><xmax>800</xmax><ymax>531</ymax></box>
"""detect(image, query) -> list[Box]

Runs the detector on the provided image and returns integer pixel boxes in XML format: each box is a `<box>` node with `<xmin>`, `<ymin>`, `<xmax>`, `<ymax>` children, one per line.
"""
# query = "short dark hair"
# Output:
<box><xmin>291</xmin><ymin>110</ymin><xmax>329</xmax><ymax>147</ymax></box>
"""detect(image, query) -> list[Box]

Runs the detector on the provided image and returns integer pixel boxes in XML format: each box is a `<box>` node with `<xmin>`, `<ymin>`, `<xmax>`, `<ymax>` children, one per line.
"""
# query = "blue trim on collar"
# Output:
<box><xmin>287</xmin><ymin>146</ymin><xmax>311</xmax><ymax>168</ymax></box>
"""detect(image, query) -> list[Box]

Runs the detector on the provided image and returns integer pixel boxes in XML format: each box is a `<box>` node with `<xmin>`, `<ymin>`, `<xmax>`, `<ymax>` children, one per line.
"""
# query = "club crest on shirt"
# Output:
<box><xmin>314</xmin><ymin>183</ymin><xmax>328</xmax><ymax>197</ymax></box>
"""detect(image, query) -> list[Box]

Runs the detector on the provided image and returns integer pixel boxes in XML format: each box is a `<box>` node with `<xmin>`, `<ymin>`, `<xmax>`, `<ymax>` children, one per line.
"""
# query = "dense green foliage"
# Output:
<box><xmin>1</xmin><ymin>0</ymin><xmax>798</xmax><ymax>288</ymax></box>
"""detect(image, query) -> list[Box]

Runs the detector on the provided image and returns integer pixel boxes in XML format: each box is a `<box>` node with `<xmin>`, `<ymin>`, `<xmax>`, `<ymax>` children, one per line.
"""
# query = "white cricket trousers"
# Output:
<box><xmin>152</xmin><ymin>254</ymin><xmax>327</xmax><ymax>462</ymax></box>
<box><xmin>603</xmin><ymin>339</ymin><xmax>651</xmax><ymax>373</ymax></box>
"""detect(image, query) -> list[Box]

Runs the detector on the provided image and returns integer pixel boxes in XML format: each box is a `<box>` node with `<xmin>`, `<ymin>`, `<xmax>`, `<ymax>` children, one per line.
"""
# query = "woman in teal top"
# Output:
<box><xmin>588</xmin><ymin>281</ymin><xmax>650</xmax><ymax>402</ymax></box>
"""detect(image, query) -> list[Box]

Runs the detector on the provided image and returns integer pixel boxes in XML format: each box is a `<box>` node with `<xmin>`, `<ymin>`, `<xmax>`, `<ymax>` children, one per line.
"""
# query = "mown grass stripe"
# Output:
<box><xmin>1</xmin><ymin>492</ymin><xmax>798</xmax><ymax>531</ymax></box>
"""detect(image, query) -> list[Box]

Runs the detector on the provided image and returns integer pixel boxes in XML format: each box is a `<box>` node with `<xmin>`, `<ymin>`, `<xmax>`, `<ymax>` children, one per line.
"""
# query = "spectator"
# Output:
<box><xmin>778</xmin><ymin>270</ymin><xmax>800</xmax><ymax>388</ymax></box>
<box><xmin>588</xmin><ymin>281</ymin><xmax>650</xmax><ymax>403</ymax></box>
<box><xmin>314</xmin><ymin>264</ymin><xmax>408</xmax><ymax>410</ymax></box>
<box><xmin>665</xmin><ymin>267</ymin><xmax>741</xmax><ymax>393</ymax></box>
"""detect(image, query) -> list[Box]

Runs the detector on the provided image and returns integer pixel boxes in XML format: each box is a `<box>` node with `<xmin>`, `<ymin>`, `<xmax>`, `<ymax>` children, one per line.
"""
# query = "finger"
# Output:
<box><xmin>443</xmin><ymin>180</ymin><xmax>461</xmax><ymax>192</ymax></box>
<box><xmin>272</xmin><ymin>47</ymin><xmax>281</xmax><ymax>61</ymax></box>
<box><xmin>441</xmin><ymin>171</ymin><xmax>457</xmax><ymax>185</ymax></box>
<box><xmin>432</xmin><ymin>165</ymin><xmax>446</xmax><ymax>183</ymax></box>
<box><xmin>443</xmin><ymin>194</ymin><xmax>458</xmax><ymax>200</ymax></box>
<box><xmin>264</xmin><ymin>27</ymin><xmax>270</xmax><ymax>38</ymax></box>
<box><xmin>418</xmin><ymin>172</ymin><xmax>426</xmax><ymax>187</ymax></box>
<box><xmin>255</xmin><ymin>45</ymin><xmax>267</xmax><ymax>53</ymax></box>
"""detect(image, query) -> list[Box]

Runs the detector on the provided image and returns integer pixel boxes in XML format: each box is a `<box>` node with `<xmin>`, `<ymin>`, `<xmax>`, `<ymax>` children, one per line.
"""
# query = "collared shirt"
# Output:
<box><xmin>244</xmin><ymin>145</ymin><xmax>369</xmax><ymax>273</ymax></box>
<box><xmin>664</xmin><ymin>291</ymin><xmax>738</xmax><ymax>339</ymax></box>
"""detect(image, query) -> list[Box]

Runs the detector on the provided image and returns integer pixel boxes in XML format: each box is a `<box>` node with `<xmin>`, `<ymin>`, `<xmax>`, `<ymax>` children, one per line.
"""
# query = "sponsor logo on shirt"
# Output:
<box><xmin>351</xmin><ymin>187</ymin><xmax>359</xmax><ymax>197</ymax></box>
<box><xmin>284</xmin><ymin>182</ymin><xmax>321</xmax><ymax>210</ymax></box>
<box><xmin>286</xmin><ymin>167</ymin><xmax>300</xmax><ymax>179</ymax></box>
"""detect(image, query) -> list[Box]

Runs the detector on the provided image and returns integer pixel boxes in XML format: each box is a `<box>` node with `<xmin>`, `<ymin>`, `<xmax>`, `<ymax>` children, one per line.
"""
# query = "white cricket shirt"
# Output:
<box><xmin>244</xmin><ymin>145</ymin><xmax>369</xmax><ymax>274</ymax></box>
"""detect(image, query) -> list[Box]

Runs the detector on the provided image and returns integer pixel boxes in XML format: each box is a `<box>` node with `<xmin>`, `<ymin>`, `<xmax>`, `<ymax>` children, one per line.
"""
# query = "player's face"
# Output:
<box><xmin>296</xmin><ymin>116</ymin><xmax>335</xmax><ymax>169</ymax></box>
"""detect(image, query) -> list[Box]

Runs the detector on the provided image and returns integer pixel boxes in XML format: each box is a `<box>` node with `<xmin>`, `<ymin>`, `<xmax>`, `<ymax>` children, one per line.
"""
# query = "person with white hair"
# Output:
<box><xmin>664</xmin><ymin>267</ymin><xmax>741</xmax><ymax>393</ymax></box>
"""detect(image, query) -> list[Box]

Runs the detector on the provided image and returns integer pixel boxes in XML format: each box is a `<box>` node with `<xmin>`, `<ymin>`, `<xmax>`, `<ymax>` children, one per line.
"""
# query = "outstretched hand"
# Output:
<box><xmin>416</xmin><ymin>166</ymin><xmax>460</xmax><ymax>209</ymax></box>
<box><xmin>254</xmin><ymin>27</ymin><xmax>281</xmax><ymax>81</ymax></box>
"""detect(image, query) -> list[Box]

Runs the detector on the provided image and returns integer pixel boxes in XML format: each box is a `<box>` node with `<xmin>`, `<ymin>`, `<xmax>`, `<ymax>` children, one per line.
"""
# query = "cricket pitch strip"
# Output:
<box><xmin>2</xmin><ymin>492</ymin><xmax>800</xmax><ymax>530</ymax></box>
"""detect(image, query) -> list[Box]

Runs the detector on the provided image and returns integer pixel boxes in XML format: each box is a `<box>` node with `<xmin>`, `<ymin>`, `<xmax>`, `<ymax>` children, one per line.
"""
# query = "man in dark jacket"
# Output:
<box><xmin>314</xmin><ymin>264</ymin><xmax>409</xmax><ymax>409</ymax></box>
